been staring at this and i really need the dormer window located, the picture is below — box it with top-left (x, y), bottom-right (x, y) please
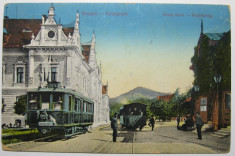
top-left (22, 28), bottom-right (32, 33)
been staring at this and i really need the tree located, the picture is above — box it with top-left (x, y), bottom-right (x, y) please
top-left (191, 35), bottom-right (215, 96)
top-left (214, 31), bottom-right (231, 90)
top-left (14, 95), bottom-right (26, 115)
top-left (169, 88), bottom-right (192, 117)
top-left (109, 103), bottom-right (124, 119)
top-left (191, 31), bottom-right (231, 96)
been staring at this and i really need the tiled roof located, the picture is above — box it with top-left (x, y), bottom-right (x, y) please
top-left (102, 85), bottom-right (108, 94)
top-left (204, 33), bottom-right (225, 41)
top-left (3, 19), bottom-right (42, 47)
top-left (3, 18), bottom-right (92, 62)
top-left (157, 94), bottom-right (174, 102)
top-left (62, 27), bottom-right (74, 36)
top-left (81, 45), bottom-right (91, 62)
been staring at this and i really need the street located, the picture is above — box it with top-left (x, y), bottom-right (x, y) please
top-left (2, 121), bottom-right (230, 154)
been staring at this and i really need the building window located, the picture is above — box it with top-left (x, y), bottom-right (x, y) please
top-left (225, 93), bottom-right (231, 110)
top-left (51, 67), bottom-right (57, 82)
top-left (200, 106), bottom-right (207, 112)
top-left (200, 97), bottom-right (207, 105)
top-left (17, 67), bottom-right (24, 83)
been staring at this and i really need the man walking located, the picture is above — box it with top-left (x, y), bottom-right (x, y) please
top-left (196, 112), bottom-right (203, 140)
top-left (111, 113), bottom-right (118, 142)
top-left (149, 116), bottom-right (155, 131)
top-left (177, 115), bottom-right (180, 130)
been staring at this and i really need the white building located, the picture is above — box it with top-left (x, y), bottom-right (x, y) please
top-left (2, 5), bottom-right (110, 127)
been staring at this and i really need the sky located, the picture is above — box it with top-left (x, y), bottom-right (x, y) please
top-left (3, 3), bottom-right (231, 98)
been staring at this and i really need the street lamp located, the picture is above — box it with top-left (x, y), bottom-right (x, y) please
top-left (213, 74), bottom-right (221, 131)
top-left (194, 85), bottom-right (200, 92)
top-left (193, 85), bottom-right (200, 115)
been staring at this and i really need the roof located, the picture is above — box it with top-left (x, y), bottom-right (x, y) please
top-left (28, 87), bottom-right (94, 103)
top-left (82, 45), bottom-right (91, 62)
top-left (204, 33), bottom-right (225, 41)
top-left (157, 94), bottom-right (174, 102)
top-left (3, 19), bottom-right (42, 47)
top-left (62, 27), bottom-right (74, 36)
top-left (102, 85), bottom-right (108, 94)
top-left (3, 18), bottom-right (92, 61)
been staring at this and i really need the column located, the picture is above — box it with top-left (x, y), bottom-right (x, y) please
top-left (28, 50), bottom-right (34, 86)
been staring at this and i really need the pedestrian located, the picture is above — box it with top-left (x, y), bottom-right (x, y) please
top-left (149, 116), bottom-right (155, 131)
top-left (177, 115), bottom-right (180, 130)
top-left (195, 112), bottom-right (203, 140)
top-left (111, 113), bottom-right (118, 142)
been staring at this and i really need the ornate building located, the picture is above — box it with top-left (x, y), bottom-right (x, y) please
top-left (2, 5), bottom-right (110, 127)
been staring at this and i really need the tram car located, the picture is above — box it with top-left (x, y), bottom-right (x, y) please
top-left (26, 82), bottom-right (94, 138)
top-left (119, 103), bottom-right (147, 131)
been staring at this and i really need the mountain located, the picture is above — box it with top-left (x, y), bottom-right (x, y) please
top-left (109, 87), bottom-right (169, 105)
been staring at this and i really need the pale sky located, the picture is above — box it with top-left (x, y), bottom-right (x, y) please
top-left (4, 3), bottom-right (231, 98)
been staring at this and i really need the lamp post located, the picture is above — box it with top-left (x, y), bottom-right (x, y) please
top-left (213, 74), bottom-right (221, 131)
top-left (194, 85), bottom-right (200, 92)
top-left (193, 85), bottom-right (200, 115)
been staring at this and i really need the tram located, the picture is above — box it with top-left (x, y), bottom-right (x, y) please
top-left (26, 82), bottom-right (94, 138)
top-left (119, 103), bottom-right (147, 131)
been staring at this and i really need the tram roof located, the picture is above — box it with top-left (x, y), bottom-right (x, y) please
top-left (27, 88), bottom-right (93, 103)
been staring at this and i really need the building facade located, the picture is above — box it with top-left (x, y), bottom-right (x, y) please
top-left (2, 5), bottom-right (110, 127)
top-left (191, 20), bottom-right (231, 129)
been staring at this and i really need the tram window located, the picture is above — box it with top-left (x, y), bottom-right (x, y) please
top-left (29, 93), bottom-right (39, 110)
top-left (41, 93), bottom-right (50, 110)
top-left (80, 101), bottom-right (83, 112)
top-left (77, 99), bottom-right (81, 112)
top-left (87, 103), bottom-right (90, 112)
top-left (74, 98), bottom-right (78, 111)
top-left (89, 103), bottom-right (92, 112)
top-left (84, 102), bottom-right (87, 112)
top-left (69, 96), bottom-right (72, 111)
top-left (86, 103), bottom-right (91, 112)
top-left (30, 103), bottom-right (38, 110)
top-left (53, 93), bottom-right (63, 111)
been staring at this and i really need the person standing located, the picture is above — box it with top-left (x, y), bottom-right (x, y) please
top-left (196, 112), bottom-right (203, 140)
top-left (177, 115), bottom-right (180, 130)
top-left (111, 113), bottom-right (118, 142)
top-left (149, 116), bottom-right (155, 131)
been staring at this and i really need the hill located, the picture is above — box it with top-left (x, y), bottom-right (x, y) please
top-left (109, 87), bottom-right (169, 105)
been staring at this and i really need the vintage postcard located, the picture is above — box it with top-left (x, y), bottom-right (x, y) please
top-left (1, 1), bottom-right (232, 155)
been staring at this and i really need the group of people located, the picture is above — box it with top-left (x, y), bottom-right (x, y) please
top-left (177, 112), bottom-right (204, 140)
top-left (111, 112), bottom-right (204, 142)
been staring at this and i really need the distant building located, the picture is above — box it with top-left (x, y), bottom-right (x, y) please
top-left (157, 94), bottom-right (174, 102)
top-left (2, 5), bottom-right (110, 127)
